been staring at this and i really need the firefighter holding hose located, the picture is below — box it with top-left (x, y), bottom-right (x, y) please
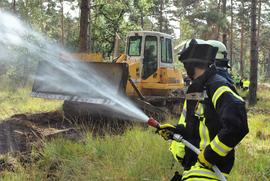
top-left (157, 39), bottom-right (249, 180)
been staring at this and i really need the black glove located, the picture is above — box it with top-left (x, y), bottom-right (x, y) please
top-left (157, 123), bottom-right (186, 140)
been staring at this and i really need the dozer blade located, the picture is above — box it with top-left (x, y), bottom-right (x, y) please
top-left (31, 60), bottom-right (129, 105)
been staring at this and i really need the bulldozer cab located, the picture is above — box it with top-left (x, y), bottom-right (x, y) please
top-left (126, 31), bottom-right (174, 80)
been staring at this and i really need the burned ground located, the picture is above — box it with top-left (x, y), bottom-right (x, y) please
top-left (0, 111), bottom-right (135, 155)
top-left (0, 111), bottom-right (74, 154)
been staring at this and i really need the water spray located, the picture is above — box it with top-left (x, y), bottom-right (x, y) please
top-left (146, 117), bottom-right (227, 181)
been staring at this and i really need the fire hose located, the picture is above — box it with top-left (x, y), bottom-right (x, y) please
top-left (147, 117), bottom-right (227, 181)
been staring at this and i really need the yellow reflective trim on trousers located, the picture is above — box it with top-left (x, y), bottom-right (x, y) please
top-left (182, 178), bottom-right (217, 181)
top-left (212, 86), bottom-right (244, 108)
top-left (182, 167), bottom-right (228, 180)
top-left (182, 169), bottom-right (219, 180)
top-left (210, 136), bottom-right (233, 157)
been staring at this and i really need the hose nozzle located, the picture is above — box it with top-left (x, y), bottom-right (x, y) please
top-left (147, 117), bottom-right (160, 128)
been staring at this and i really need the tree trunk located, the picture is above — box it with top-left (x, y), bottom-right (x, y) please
top-left (113, 33), bottom-right (120, 59)
top-left (257, 0), bottom-right (261, 44)
top-left (79, 0), bottom-right (90, 52)
top-left (257, 0), bottom-right (261, 73)
top-left (265, 53), bottom-right (270, 79)
top-left (222, 0), bottom-right (227, 47)
top-left (91, 3), bottom-right (98, 52)
top-left (140, 10), bottom-right (144, 30)
top-left (216, 0), bottom-right (221, 40)
top-left (40, 0), bottom-right (44, 32)
top-left (12, 0), bottom-right (16, 13)
top-left (159, 0), bottom-right (164, 32)
top-left (240, 21), bottom-right (244, 77)
top-left (229, 0), bottom-right (233, 66)
top-left (88, 0), bottom-right (93, 52)
top-left (88, 0), bottom-right (92, 52)
top-left (249, 0), bottom-right (258, 105)
top-left (60, 0), bottom-right (64, 46)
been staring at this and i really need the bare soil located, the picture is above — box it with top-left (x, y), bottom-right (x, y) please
top-left (0, 111), bottom-right (134, 155)
top-left (0, 111), bottom-right (77, 154)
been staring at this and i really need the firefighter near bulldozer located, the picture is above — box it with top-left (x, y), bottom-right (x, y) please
top-left (151, 39), bottom-right (249, 180)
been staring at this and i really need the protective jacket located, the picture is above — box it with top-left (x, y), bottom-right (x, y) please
top-left (170, 66), bottom-right (249, 180)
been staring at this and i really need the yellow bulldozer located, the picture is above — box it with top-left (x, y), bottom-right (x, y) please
top-left (31, 31), bottom-right (185, 120)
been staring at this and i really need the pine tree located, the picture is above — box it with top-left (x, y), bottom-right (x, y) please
top-left (249, 0), bottom-right (258, 105)
top-left (79, 0), bottom-right (90, 52)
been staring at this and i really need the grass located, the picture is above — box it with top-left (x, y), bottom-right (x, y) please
top-left (237, 85), bottom-right (270, 109)
top-left (0, 87), bottom-right (62, 120)
top-left (231, 85), bottom-right (270, 180)
top-left (0, 86), bottom-right (270, 180)
top-left (1, 129), bottom-right (177, 181)
top-left (230, 113), bottom-right (270, 180)
top-left (256, 86), bottom-right (270, 109)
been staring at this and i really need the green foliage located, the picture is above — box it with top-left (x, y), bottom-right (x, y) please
top-left (177, 0), bottom-right (227, 39)
top-left (0, 0), bottom-right (10, 10)
top-left (91, 0), bottom-right (142, 55)
top-left (130, 0), bottom-right (154, 29)
top-left (0, 57), bottom-right (36, 91)
top-left (178, 18), bottom-right (194, 42)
